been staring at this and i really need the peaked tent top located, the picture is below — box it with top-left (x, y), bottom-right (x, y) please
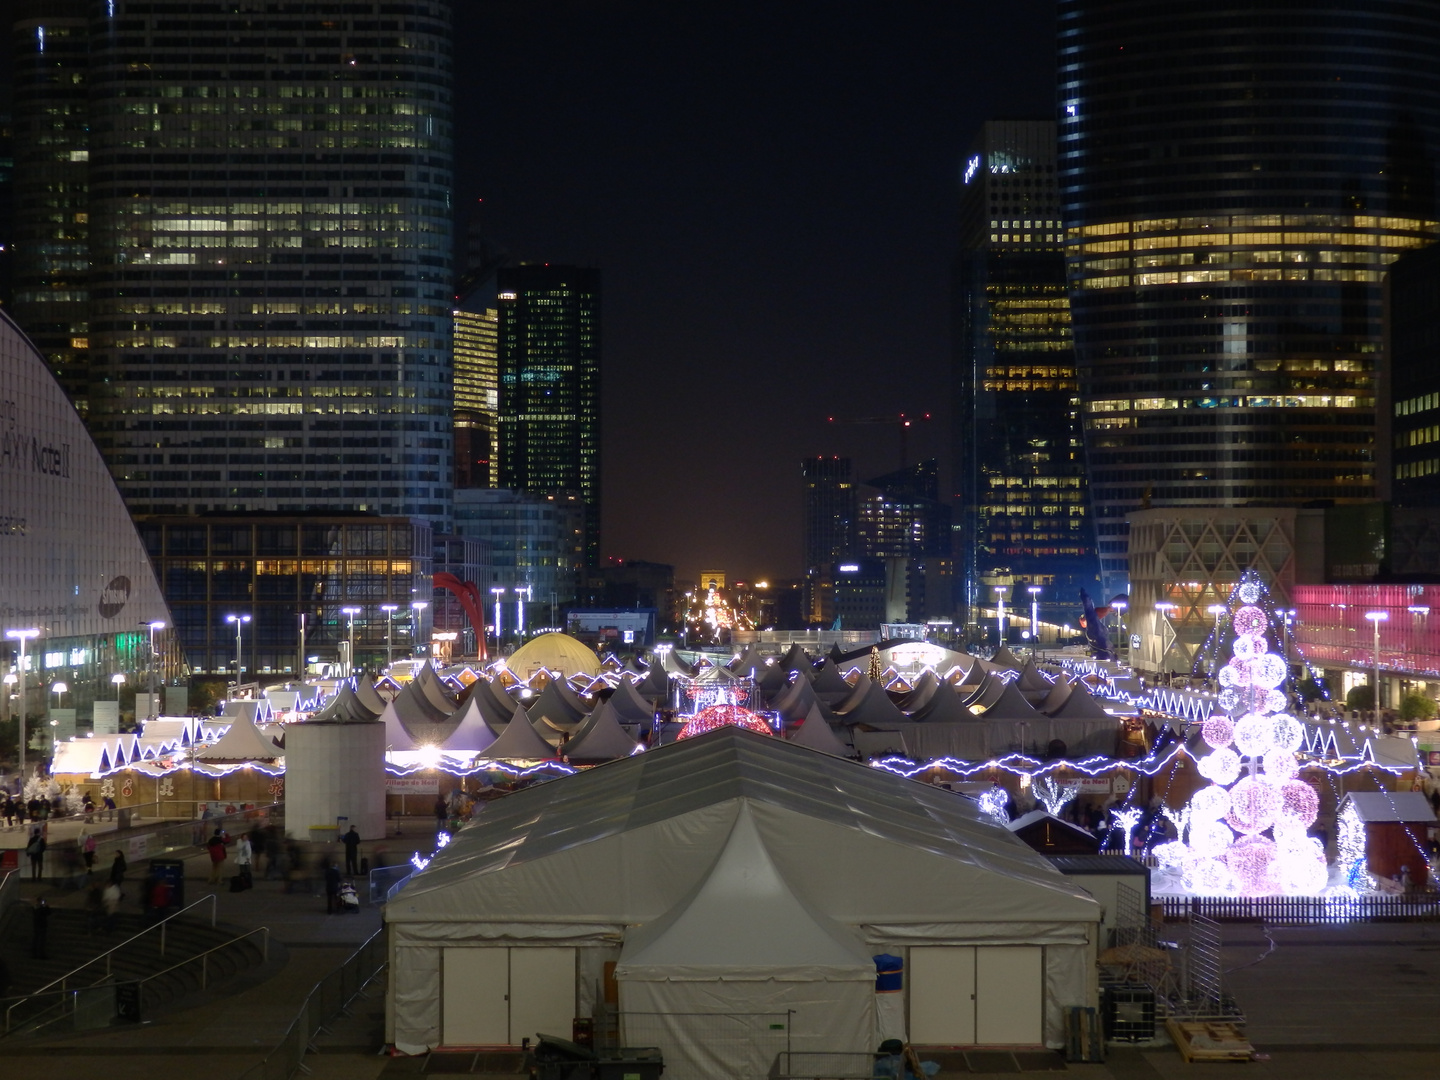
top-left (989, 646), bottom-right (1024, 672)
top-left (193, 711), bottom-right (281, 761)
top-left (976, 679), bottom-right (1043, 721)
top-left (442, 696), bottom-right (498, 754)
top-left (1016, 659), bottom-right (1053, 692)
top-left (833, 679), bottom-right (909, 727)
top-left (477, 705), bottom-right (557, 761)
top-left (564, 701), bottom-right (640, 762)
top-left (311, 684), bottom-right (382, 724)
top-left (378, 700), bottom-right (420, 752)
top-left (811, 658), bottom-right (852, 697)
top-left (907, 681), bottom-right (976, 723)
top-left (605, 677), bottom-right (655, 723)
top-left (1048, 681), bottom-right (1113, 720)
top-left (616, 803), bottom-right (872, 978)
top-left (771, 672), bottom-right (825, 722)
top-left (789, 706), bottom-right (850, 757)
top-left (777, 643), bottom-right (813, 675)
top-left (354, 673), bottom-right (388, 714)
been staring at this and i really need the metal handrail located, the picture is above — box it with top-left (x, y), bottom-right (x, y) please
top-left (136, 926), bottom-right (269, 995)
top-left (5, 892), bottom-right (218, 1029)
top-left (0, 869), bottom-right (19, 912)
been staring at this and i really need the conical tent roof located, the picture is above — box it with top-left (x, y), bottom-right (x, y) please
top-left (833, 679), bottom-right (909, 727)
top-left (989, 646), bottom-right (1023, 672)
top-left (899, 669), bottom-right (941, 713)
top-left (1016, 658), bottom-right (1053, 692)
top-left (811, 658), bottom-right (852, 699)
top-left (692, 663), bottom-right (738, 684)
top-left (390, 679), bottom-right (457, 744)
top-left (442, 696), bottom-right (498, 754)
top-left (616, 803), bottom-right (872, 979)
top-left (729, 646), bottom-right (767, 677)
top-left (909, 681), bottom-right (976, 723)
top-left (194, 711), bottom-right (281, 761)
top-left (379, 700), bottom-right (420, 752)
top-left (606, 677), bottom-right (655, 724)
top-left (477, 705), bottom-right (555, 761)
top-left (564, 701), bottom-right (640, 762)
top-left (1049, 680), bottom-right (1113, 720)
top-left (355, 673), bottom-right (388, 714)
top-left (311, 684), bottom-right (382, 724)
top-left (789, 705), bottom-right (850, 757)
top-left (964, 672), bottom-right (1009, 709)
top-left (659, 648), bottom-right (695, 676)
top-left (1038, 677), bottom-right (1074, 716)
top-left (976, 679), bottom-right (1043, 721)
top-left (778, 643), bottom-right (812, 675)
top-left (413, 662), bottom-right (458, 714)
top-left (757, 662), bottom-right (789, 697)
top-left (771, 672), bottom-right (825, 722)
top-left (527, 679), bottom-right (587, 730)
top-left (833, 672), bottom-right (874, 714)
top-left (637, 660), bottom-right (671, 700)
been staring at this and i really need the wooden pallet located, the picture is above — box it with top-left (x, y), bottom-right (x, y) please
top-left (1165, 1019), bottom-right (1254, 1063)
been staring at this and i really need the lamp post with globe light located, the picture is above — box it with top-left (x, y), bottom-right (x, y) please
top-left (1365, 610), bottom-right (1388, 728)
top-left (380, 604), bottom-right (398, 669)
top-left (340, 607), bottom-right (361, 676)
top-left (490, 588), bottom-right (506, 649)
top-left (994, 586), bottom-right (1007, 646)
top-left (1027, 585), bottom-right (1042, 650)
top-left (144, 620), bottom-right (166, 721)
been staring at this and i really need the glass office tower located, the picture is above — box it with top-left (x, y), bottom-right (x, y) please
top-left (1059, 1), bottom-right (1440, 593)
top-left (953, 120), bottom-right (1100, 627)
top-left (78, 1), bottom-right (455, 526)
top-left (11, 1), bottom-right (90, 410)
top-left (496, 264), bottom-right (601, 566)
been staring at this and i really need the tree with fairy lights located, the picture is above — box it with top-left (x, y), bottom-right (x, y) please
top-left (1154, 571), bottom-right (1329, 895)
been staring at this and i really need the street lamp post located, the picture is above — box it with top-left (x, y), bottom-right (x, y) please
top-left (50, 681), bottom-right (67, 752)
top-left (226, 614), bottom-right (251, 693)
top-left (341, 607), bottom-right (361, 677)
top-left (380, 604), bottom-right (398, 669)
top-left (411, 601), bottom-right (428, 658)
top-left (1365, 610), bottom-right (1389, 728)
top-left (144, 620), bottom-right (165, 722)
top-left (6, 628), bottom-right (40, 779)
top-left (491, 587), bottom-right (506, 649)
top-left (111, 672), bottom-right (126, 700)
top-left (994, 586), bottom-right (1007, 646)
top-left (514, 585), bottom-right (532, 642)
top-left (1112, 600), bottom-right (1129, 665)
top-left (1027, 586), bottom-right (1042, 649)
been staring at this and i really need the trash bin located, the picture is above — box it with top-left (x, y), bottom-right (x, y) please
top-left (595, 1047), bottom-right (663, 1080)
top-left (115, 980), bottom-right (143, 1024)
top-left (531, 1033), bottom-right (597, 1080)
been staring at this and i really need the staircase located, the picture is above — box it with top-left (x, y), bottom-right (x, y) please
top-left (0, 902), bottom-right (269, 1034)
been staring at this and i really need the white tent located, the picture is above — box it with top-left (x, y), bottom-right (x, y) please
top-left (385, 727), bottom-right (1099, 1068)
top-left (475, 705), bottom-right (556, 762)
top-left (616, 804), bottom-right (875, 1079)
top-left (788, 706), bottom-right (850, 757)
top-left (193, 710), bottom-right (282, 762)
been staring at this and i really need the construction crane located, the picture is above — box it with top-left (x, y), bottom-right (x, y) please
top-left (826, 412), bottom-right (933, 469)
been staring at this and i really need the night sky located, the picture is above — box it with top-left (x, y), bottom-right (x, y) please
top-left (3, 1), bottom-right (1059, 583)
top-left (459, 1), bottom-right (1056, 583)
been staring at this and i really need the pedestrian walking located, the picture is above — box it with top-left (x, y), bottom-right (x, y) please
top-left (81, 830), bottom-right (97, 872)
top-left (110, 849), bottom-right (128, 887)
top-left (206, 828), bottom-right (228, 885)
top-left (323, 860), bottom-right (342, 914)
top-left (25, 828), bottom-right (45, 882)
top-left (82, 791), bottom-right (95, 823)
top-left (102, 881), bottom-right (122, 933)
top-left (102, 794), bottom-right (116, 821)
top-left (31, 898), bottom-right (51, 958)
top-left (2, 795), bottom-right (13, 828)
top-left (235, 833), bottom-right (253, 889)
top-left (342, 825), bottom-right (361, 876)
top-left (434, 794), bottom-right (448, 832)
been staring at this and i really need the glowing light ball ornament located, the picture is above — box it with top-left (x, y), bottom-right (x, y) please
top-left (1176, 571), bottom-right (1328, 896)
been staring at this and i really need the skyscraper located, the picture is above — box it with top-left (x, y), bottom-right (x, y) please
top-left (801, 455), bottom-right (855, 625)
top-left (953, 120), bottom-right (1099, 628)
top-left (453, 297), bottom-right (499, 489)
top-left (11, 1), bottom-right (89, 409)
top-left (1059, 1), bottom-right (1440, 593)
top-left (70, 1), bottom-right (455, 525)
top-left (854, 459), bottom-right (954, 624)
top-left (496, 264), bottom-right (601, 566)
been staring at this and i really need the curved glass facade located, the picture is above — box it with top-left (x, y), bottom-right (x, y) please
top-left (78, 1), bottom-right (455, 525)
top-left (1058, 0), bottom-right (1440, 590)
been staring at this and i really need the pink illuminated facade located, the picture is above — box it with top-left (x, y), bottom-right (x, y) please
top-left (1293, 585), bottom-right (1440, 681)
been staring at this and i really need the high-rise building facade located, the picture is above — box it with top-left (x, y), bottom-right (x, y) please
top-left (496, 264), bottom-right (601, 565)
top-left (801, 455), bottom-right (855, 625)
top-left (953, 120), bottom-right (1100, 627)
top-left (63, 1), bottom-right (456, 526)
top-left (453, 302), bottom-right (498, 488)
top-left (1388, 242), bottom-right (1440, 505)
top-left (854, 459), bottom-right (954, 624)
top-left (11, 1), bottom-right (90, 409)
top-left (1059, 1), bottom-right (1440, 593)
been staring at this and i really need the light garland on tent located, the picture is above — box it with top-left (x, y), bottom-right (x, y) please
top-left (676, 704), bottom-right (774, 740)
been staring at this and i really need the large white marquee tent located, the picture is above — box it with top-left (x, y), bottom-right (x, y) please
top-left (385, 727), bottom-right (1100, 1076)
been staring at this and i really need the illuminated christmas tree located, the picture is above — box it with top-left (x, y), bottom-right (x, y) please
top-left (1154, 571), bottom-right (1328, 895)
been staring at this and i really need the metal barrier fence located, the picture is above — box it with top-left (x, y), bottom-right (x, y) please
top-left (92, 803), bottom-right (284, 869)
top-left (618, 1011), bottom-right (792, 1080)
top-left (237, 928), bottom-right (387, 1080)
top-left (1161, 893), bottom-right (1440, 923)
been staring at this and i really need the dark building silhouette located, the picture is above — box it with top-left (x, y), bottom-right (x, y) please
top-left (10, 1), bottom-right (88, 408)
top-left (952, 119), bottom-right (1100, 631)
top-left (1388, 243), bottom-right (1440, 506)
top-left (496, 264), bottom-right (601, 566)
top-left (855, 459), bottom-right (953, 625)
top-left (801, 456), bottom-right (856, 625)
top-left (1059, 0), bottom-right (1440, 593)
